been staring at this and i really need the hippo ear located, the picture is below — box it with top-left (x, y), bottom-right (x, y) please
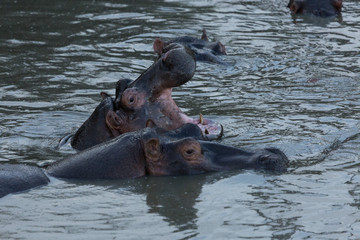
top-left (289, 0), bottom-right (305, 13)
top-left (201, 29), bottom-right (209, 41)
top-left (287, 0), bottom-right (293, 8)
top-left (100, 92), bottom-right (111, 100)
top-left (332, 0), bottom-right (342, 11)
top-left (288, 2), bottom-right (299, 13)
top-left (146, 119), bottom-right (157, 128)
top-left (105, 110), bottom-right (122, 137)
top-left (153, 38), bottom-right (165, 56)
top-left (144, 138), bottom-right (161, 161)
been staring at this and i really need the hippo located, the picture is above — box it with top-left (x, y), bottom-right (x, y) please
top-left (69, 42), bottom-right (223, 151)
top-left (287, 0), bottom-right (342, 17)
top-left (1, 124), bottom-right (289, 198)
top-left (0, 164), bottom-right (49, 198)
top-left (153, 29), bottom-right (227, 64)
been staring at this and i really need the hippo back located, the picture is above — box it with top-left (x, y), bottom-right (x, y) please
top-left (0, 164), bottom-right (50, 198)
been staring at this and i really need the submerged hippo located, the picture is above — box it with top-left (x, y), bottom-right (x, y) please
top-left (0, 164), bottom-right (49, 198)
top-left (1, 124), bottom-right (289, 198)
top-left (153, 29), bottom-right (227, 64)
top-left (287, 0), bottom-right (342, 17)
top-left (70, 42), bottom-right (223, 151)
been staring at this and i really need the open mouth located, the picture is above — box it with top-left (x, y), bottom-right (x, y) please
top-left (112, 43), bottom-right (223, 140)
top-left (191, 113), bottom-right (223, 140)
top-left (104, 90), bottom-right (223, 142)
top-left (149, 88), bottom-right (223, 140)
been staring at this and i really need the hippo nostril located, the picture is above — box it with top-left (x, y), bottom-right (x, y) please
top-left (259, 155), bottom-right (271, 163)
top-left (256, 149), bottom-right (289, 172)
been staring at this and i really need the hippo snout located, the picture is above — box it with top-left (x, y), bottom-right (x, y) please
top-left (256, 148), bottom-right (289, 173)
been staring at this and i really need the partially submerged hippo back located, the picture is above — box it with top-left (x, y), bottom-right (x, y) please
top-left (0, 164), bottom-right (49, 198)
top-left (1, 124), bottom-right (288, 197)
top-left (288, 0), bottom-right (342, 17)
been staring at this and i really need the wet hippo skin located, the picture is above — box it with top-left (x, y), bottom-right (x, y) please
top-left (0, 164), bottom-right (50, 198)
top-left (153, 29), bottom-right (227, 64)
top-left (1, 124), bottom-right (288, 198)
top-left (51, 124), bottom-right (289, 179)
top-left (70, 42), bottom-right (223, 151)
top-left (288, 0), bottom-right (342, 17)
top-left (70, 92), bottom-right (116, 150)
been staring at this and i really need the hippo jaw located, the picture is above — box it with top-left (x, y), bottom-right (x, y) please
top-left (143, 137), bottom-right (289, 176)
top-left (107, 43), bottom-right (223, 139)
top-left (146, 88), bottom-right (223, 140)
top-left (202, 144), bottom-right (289, 173)
top-left (69, 42), bottom-right (222, 151)
top-left (108, 88), bottom-right (223, 140)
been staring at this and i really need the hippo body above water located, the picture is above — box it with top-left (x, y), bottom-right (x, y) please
top-left (70, 42), bottom-right (223, 151)
top-left (1, 124), bottom-right (289, 198)
top-left (0, 164), bottom-right (50, 198)
top-left (288, 0), bottom-right (342, 17)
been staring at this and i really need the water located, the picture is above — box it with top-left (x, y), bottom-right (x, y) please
top-left (0, 0), bottom-right (359, 239)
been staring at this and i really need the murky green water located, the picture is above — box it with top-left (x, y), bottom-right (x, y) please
top-left (0, 0), bottom-right (359, 239)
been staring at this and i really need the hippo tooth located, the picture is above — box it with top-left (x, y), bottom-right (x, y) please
top-left (199, 113), bottom-right (204, 125)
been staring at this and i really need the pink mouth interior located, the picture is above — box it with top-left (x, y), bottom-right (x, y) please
top-left (179, 112), bottom-right (223, 140)
top-left (155, 89), bottom-right (223, 139)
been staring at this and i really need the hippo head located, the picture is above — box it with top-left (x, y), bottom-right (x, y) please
top-left (105, 43), bottom-right (222, 140)
top-left (70, 41), bottom-right (222, 151)
top-left (142, 129), bottom-right (289, 176)
top-left (288, 0), bottom-right (342, 16)
top-left (51, 124), bottom-right (288, 180)
top-left (105, 43), bottom-right (223, 140)
top-left (153, 29), bottom-right (226, 64)
top-left (199, 29), bottom-right (227, 56)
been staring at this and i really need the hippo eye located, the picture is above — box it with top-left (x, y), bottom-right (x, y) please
top-left (126, 94), bottom-right (137, 106)
top-left (180, 140), bottom-right (202, 162)
top-left (186, 149), bottom-right (194, 155)
top-left (120, 88), bottom-right (145, 110)
top-left (183, 147), bottom-right (196, 159)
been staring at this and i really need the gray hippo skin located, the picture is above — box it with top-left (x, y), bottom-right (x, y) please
top-left (49, 123), bottom-right (288, 179)
top-left (70, 42), bottom-right (223, 151)
top-left (1, 124), bottom-right (288, 198)
top-left (153, 29), bottom-right (227, 64)
top-left (0, 164), bottom-right (49, 198)
top-left (288, 0), bottom-right (342, 17)
top-left (70, 92), bottom-right (116, 150)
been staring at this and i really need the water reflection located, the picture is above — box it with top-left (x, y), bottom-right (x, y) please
top-left (289, 12), bottom-right (343, 25)
top-left (142, 176), bottom-right (203, 229)
top-left (66, 172), bottom-right (229, 232)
